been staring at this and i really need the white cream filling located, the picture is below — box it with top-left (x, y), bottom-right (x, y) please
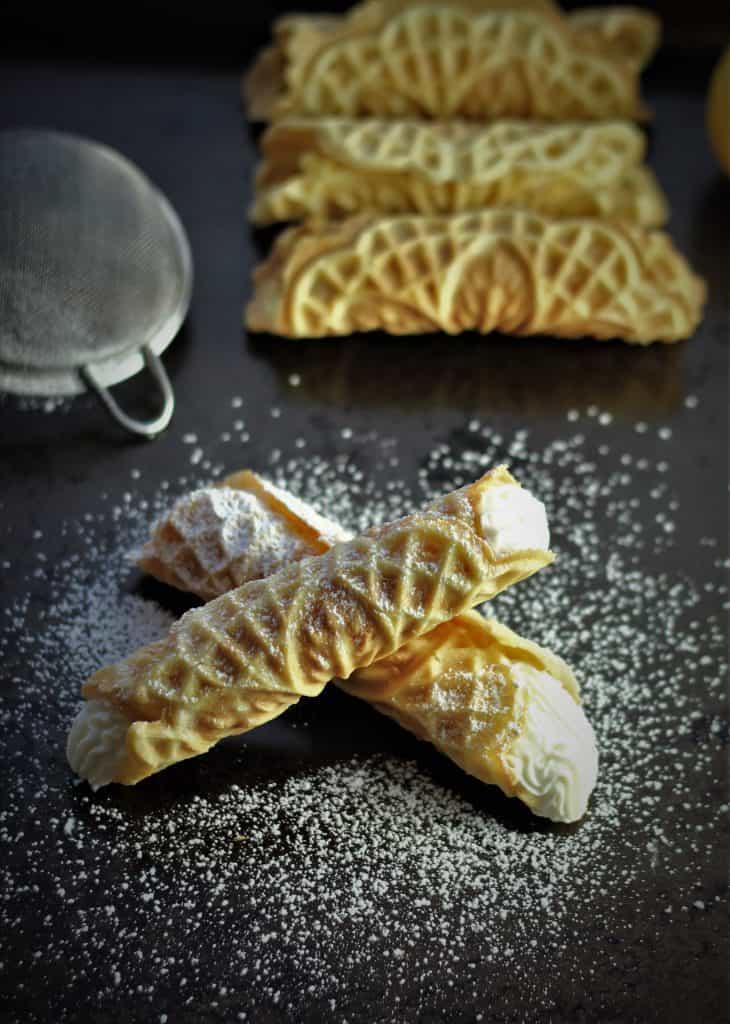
top-left (478, 484), bottom-right (550, 556)
top-left (66, 700), bottom-right (130, 790)
top-left (503, 664), bottom-right (598, 824)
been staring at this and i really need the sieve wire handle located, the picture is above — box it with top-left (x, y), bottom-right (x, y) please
top-left (81, 345), bottom-right (175, 439)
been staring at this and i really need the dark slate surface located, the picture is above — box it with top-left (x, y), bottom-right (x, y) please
top-left (0, 37), bottom-right (728, 1024)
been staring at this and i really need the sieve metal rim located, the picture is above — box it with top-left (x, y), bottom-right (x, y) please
top-left (0, 130), bottom-right (193, 436)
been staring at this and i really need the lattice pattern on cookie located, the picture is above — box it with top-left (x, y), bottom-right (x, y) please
top-left (83, 468), bottom-right (551, 783)
top-left (254, 2), bottom-right (660, 78)
top-left (246, 5), bottom-right (646, 121)
top-left (342, 612), bottom-right (576, 768)
top-left (252, 118), bottom-right (667, 226)
top-left (137, 472), bottom-right (352, 602)
top-left (133, 471), bottom-right (589, 809)
top-left (246, 210), bottom-right (705, 344)
top-left (262, 118), bottom-right (646, 185)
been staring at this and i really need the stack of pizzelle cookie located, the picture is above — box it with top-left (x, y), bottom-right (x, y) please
top-left (243, 0), bottom-right (706, 344)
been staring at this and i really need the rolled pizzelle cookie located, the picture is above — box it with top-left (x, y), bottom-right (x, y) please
top-left (251, 118), bottom-right (668, 227)
top-left (243, 2), bottom-right (649, 122)
top-left (245, 210), bottom-right (706, 344)
top-left (67, 467), bottom-right (554, 791)
top-left (127, 470), bottom-right (598, 822)
top-left (136, 471), bottom-right (352, 601)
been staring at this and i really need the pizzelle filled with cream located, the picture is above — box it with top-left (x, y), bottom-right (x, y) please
top-left (69, 469), bottom-right (550, 782)
top-left (69, 468), bottom-right (598, 822)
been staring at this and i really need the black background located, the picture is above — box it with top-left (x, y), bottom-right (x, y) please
top-left (2, 0), bottom-right (729, 56)
top-left (1, 2), bottom-right (729, 1022)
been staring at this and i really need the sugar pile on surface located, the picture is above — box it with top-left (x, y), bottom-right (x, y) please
top-left (0, 405), bottom-right (727, 1022)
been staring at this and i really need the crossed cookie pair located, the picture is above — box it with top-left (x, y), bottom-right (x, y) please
top-left (68, 468), bottom-right (598, 824)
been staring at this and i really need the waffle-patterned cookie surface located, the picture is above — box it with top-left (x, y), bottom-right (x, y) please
top-left (244, 3), bottom-right (650, 121)
top-left (131, 471), bottom-right (598, 819)
top-left (341, 612), bottom-right (578, 790)
top-left (257, 3), bottom-right (661, 68)
top-left (79, 468), bottom-right (552, 783)
top-left (137, 470), bottom-right (351, 601)
top-left (246, 210), bottom-right (705, 344)
top-left (252, 119), bottom-right (668, 226)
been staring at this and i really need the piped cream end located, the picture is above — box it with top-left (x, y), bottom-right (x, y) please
top-left (503, 665), bottom-right (598, 824)
top-left (478, 483), bottom-right (550, 556)
top-left (66, 700), bottom-right (131, 790)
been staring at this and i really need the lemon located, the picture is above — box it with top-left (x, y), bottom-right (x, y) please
top-left (707, 45), bottom-right (730, 176)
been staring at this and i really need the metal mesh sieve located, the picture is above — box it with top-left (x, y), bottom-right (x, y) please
top-left (0, 130), bottom-right (193, 437)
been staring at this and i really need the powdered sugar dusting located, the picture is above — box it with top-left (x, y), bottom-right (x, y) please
top-left (253, 474), bottom-right (353, 547)
top-left (138, 485), bottom-right (345, 601)
top-left (0, 401), bottom-right (727, 1021)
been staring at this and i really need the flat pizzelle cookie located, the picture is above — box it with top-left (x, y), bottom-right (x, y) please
top-left (130, 471), bottom-right (597, 822)
top-left (68, 467), bottom-right (554, 789)
top-left (251, 118), bottom-right (668, 227)
top-left (246, 210), bottom-right (706, 344)
top-left (243, 1), bottom-right (649, 121)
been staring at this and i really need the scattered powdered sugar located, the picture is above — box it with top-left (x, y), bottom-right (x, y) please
top-left (2, 393), bottom-right (77, 415)
top-left (0, 402), bottom-right (727, 1021)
